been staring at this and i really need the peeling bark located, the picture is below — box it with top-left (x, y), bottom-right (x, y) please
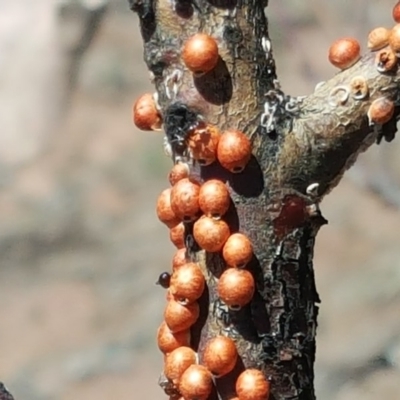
top-left (129, 1), bottom-right (399, 399)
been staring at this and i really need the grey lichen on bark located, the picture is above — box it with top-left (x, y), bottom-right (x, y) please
top-left (129, 1), bottom-right (399, 399)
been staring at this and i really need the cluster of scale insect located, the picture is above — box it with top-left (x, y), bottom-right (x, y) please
top-left (130, 2), bottom-right (400, 399)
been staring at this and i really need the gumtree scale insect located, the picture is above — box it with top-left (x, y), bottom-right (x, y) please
top-left (202, 335), bottom-right (238, 376)
top-left (169, 222), bottom-right (186, 249)
top-left (133, 93), bottom-right (162, 130)
top-left (198, 179), bottom-right (231, 219)
top-left (217, 129), bottom-right (252, 173)
top-left (393, 2), bottom-right (400, 23)
top-left (156, 188), bottom-right (181, 229)
top-left (350, 76), bottom-right (369, 100)
top-left (222, 233), bottom-right (253, 268)
top-left (182, 33), bottom-right (219, 75)
top-left (157, 321), bottom-right (190, 354)
top-left (235, 369), bottom-right (270, 400)
top-left (170, 262), bottom-right (205, 304)
top-left (375, 48), bottom-right (397, 72)
top-left (328, 37), bottom-right (361, 70)
top-left (187, 124), bottom-right (221, 166)
top-left (217, 268), bottom-right (255, 307)
top-left (367, 27), bottom-right (390, 51)
top-left (389, 24), bottom-right (400, 55)
top-left (169, 162), bottom-right (190, 186)
top-left (170, 178), bottom-right (201, 222)
top-left (179, 364), bottom-right (214, 400)
top-left (164, 299), bottom-right (200, 332)
top-left (164, 346), bottom-right (197, 384)
top-left (193, 215), bottom-right (230, 252)
top-left (172, 248), bottom-right (188, 270)
top-left (368, 97), bottom-right (395, 125)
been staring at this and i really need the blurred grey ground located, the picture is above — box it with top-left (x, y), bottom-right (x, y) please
top-left (0, 1), bottom-right (399, 399)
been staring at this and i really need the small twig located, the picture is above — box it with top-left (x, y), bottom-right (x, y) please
top-left (0, 383), bottom-right (14, 400)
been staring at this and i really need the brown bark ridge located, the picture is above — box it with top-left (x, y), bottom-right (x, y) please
top-left (0, 383), bottom-right (14, 400)
top-left (129, 1), bottom-right (399, 399)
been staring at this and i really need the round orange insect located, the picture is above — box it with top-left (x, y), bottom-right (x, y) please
top-left (182, 33), bottom-right (219, 75)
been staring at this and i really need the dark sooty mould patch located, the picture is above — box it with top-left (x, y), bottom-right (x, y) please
top-left (164, 102), bottom-right (200, 152)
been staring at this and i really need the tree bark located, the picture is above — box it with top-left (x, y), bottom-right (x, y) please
top-left (129, 1), bottom-right (399, 399)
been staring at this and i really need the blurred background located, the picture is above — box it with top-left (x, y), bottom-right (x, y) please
top-left (0, 0), bottom-right (399, 399)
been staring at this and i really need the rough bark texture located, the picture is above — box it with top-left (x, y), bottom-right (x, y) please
top-left (129, 1), bottom-right (399, 399)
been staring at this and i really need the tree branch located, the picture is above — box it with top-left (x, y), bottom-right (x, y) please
top-left (0, 383), bottom-right (14, 400)
top-left (129, 1), bottom-right (399, 399)
top-left (280, 51), bottom-right (400, 199)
